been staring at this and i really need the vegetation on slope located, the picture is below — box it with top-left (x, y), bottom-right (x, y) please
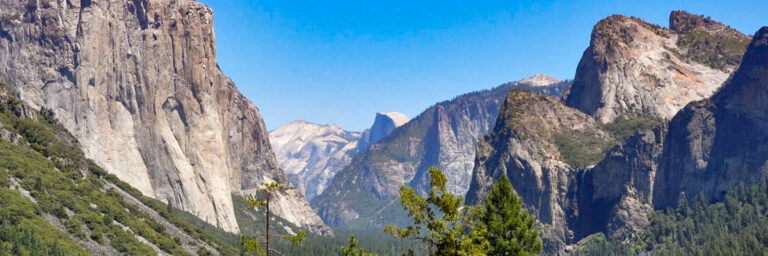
top-left (554, 114), bottom-right (659, 169)
top-left (575, 180), bottom-right (768, 255)
top-left (385, 168), bottom-right (543, 256)
top-left (0, 83), bottom-right (237, 255)
top-left (0, 171), bottom-right (90, 256)
top-left (677, 28), bottom-right (751, 70)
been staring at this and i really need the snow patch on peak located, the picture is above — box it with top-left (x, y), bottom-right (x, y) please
top-left (517, 74), bottom-right (561, 87)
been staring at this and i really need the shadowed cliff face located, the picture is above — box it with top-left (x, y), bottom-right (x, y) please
top-left (464, 13), bottom-right (763, 254)
top-left (357, 112), bottom-right (410, 151)
top-left (466, 89), bottom-right (616, 251)
top-left (312, 76), bottom-right (570, 228)
top-left (654, 26), bottom-right (768, 209)
top-left (0, 0), bottom-right (329, 235)
top-left (565, 11), bottom-right (750, 124)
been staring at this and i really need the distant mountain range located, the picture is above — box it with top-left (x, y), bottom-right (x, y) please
top-left (1, 1), bottom-right (767, 254)
top-left (311, 75), bottom-right (571, 228)
top-left (269, 112), bottom-right (410, 201)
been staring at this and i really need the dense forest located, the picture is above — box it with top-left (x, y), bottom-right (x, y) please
top-left (576, 180), bottom-right (768, 255)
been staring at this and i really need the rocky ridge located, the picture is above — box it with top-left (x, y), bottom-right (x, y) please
top-left (464, 13), bottom-right (764, 254)
top-left (466, 89), bottom-right (614, 250)
top-left (0, 0), bottom-right (329, 234)
top-left (269, 121), bottom-right (361, 200)
top-left (654, 26), bottom-right (768, 208)
top-left (356, 112), bottom-right (410, 151)
top-left (565, 11), bottom-right (750, 123)
top-left (312, 75), bottom-right (571, 228)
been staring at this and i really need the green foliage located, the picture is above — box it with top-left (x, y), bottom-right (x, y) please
top-left (0, 13), bottom-right (20, 23)
top-left (575, 180), bottom-right (768, 255)
top-left (384, 167), bottom-right (487, 255)
top-left (553, 131), bottom-right (612, 169)
top-left (555, 114), bottom-right (658, 169)
top-left (103, 168), bottom-right (238, 255)
top-left (240, 182), bottom-right (306, 256)
top-left (0, 86), bottom-right (238, 256)
top-left (676, 28), bottom-right (750, 71)
top-left (477, 175), bottom-right (542, 256)
top-left (600, 115), bottom-right (658, 143)
top-left (0, 176), bottom-right (90, 256)
top-left (572, 233), bottom-right (632, 256)
top-left (341, 235), bottom-right (379, 256)
top-left (231, 194), bottom-right (423, 256)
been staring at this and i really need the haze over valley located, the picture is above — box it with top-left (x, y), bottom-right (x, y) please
top-left (0, 1), bottom-right (767, 255)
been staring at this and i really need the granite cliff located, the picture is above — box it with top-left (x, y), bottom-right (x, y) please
top-left (357, 112), bottom-right (410, 151)
top-left (565, 11), bottom-right (750, 123)
top-left (465, 12), bottom-right (761, 254)
top-left (0, 0), bottom-right (329, 235)
top-left (312, 75), bottom-right (570, 228)
top-left (466, 89), bottom-right (614, 250)
top-left (654, 26), bottom-right (768, 208)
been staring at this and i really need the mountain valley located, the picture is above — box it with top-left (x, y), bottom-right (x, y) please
top-left (0, 1), bottom-right (766, 255)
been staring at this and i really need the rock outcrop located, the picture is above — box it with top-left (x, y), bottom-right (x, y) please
top-left (0, 0), bottom-right (329, 234)
top-left (269, 121), bottom-right (360, 200)
top-left (565, 12), bottom-right (750, 123)
top-left (312, 75), bottom-right (570, 228)
top-left (356, 112), bottom-right (409, 151)
top-left (466, 89), bottom-right (615, 251)
top-left (464, 19), bottom-right (766, 254)
top-left (654, 26), bottom-right (768, 208)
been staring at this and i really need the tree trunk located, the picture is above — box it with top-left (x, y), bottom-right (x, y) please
top-left (266, 192), bottom-right (271, 256)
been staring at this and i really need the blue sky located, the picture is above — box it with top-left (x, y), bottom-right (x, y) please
top-left (199, 0), bottom-right (767, 131)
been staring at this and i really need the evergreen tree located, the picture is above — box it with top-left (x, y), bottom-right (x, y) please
top-left (241, 182), bottom-right (307, 256)
top-left (384, 167), bottom-right (489, 256)
top-left (478, 175), bottom-right (542, 256)
top-left (341, 235), bottom-right (378, 256)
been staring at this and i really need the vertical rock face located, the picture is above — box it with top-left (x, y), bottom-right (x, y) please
top-left (356, 112), bottom-right (409, 151)
top-left (312, 75), bottom-right (570, 228)
top-left (269, 121), bottom-right (360, 200)
top-left (464, 23), bottom-right (767, 254)
top-left (466, 89), bottom-right (615, 251)
top-left (572, 125), bottom-right (667, 240)
top-left (654, 26), bottom-right (768, 208)
top-left (0, 0), bottom-right (328, 234)
top-left (565, 12), bottom-right (750, 123)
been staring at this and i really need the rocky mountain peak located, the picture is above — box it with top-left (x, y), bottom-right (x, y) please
top-left (356, 112), bottom-right (410, 151)
top-left (379, 112), bottom-right (410, 126)
top-left (0, 0), bottom-right (330, 235)
top-left (467, 89), bottom-right (615, 250)
top-left (565, 11), bottom-right (748, 123)
top-left (669, 10), bottom-right (740, 36)
top-left (269, 121), bottom-right (360, 200)
top-left (517, 74), bottom-right (561, 87)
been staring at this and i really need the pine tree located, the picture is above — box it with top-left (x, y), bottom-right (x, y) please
top-left (240, 182), bottom-right (307, 256)
top-left (340, 235), bottom-right (378, 256)
top-left (478, 175), bottom-right (542, 256)
top-left (384, 167), bottom-right (488, 256)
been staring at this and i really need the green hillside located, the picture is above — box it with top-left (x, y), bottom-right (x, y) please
top-left (0, 83), bottom-right (237, 256)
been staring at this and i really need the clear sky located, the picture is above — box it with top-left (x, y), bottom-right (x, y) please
top-left (198, 0), bottom-right (767, 131)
